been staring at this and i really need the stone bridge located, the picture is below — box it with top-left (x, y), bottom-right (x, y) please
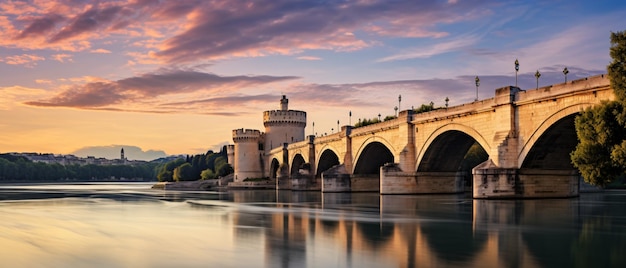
top-left (267, 74), bottom-right (613, 198)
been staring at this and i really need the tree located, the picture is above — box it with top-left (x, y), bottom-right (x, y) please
top-left (201, 169), bottom-right (216, 180)
top-left (571, 31), bottom-right (626, 186)
top-left (173, 163), bottom-right (195, 181)
top-left (214, 157), bottom-right (233, 177)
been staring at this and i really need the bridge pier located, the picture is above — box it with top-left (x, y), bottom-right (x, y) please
top-left (472, 161), bottom-right (579, 198)
top-left (380, 164), bottom-right (465, 194)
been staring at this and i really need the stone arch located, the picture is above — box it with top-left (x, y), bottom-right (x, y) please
top-left (518, 104), bottom-right (593, 168)
top-left (416, 123), bottom-right (491, 171)
top-left (353, 137), bottom-right (395, 174)
top-left (290, 154), bottom-right (306, 175)
top-left (316, 149), bottom-right (340, 177)
top-left (270, 158), bottom-right (280, 179)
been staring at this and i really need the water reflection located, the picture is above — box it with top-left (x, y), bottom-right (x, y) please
top-left (1, 183), bottom-right (625, 267)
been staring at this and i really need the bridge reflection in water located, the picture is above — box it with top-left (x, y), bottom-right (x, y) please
top-left (227, 190), bottom-right (626, 268)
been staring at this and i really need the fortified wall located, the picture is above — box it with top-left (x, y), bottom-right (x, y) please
top-left (229, 95), bottom-right (307, 184)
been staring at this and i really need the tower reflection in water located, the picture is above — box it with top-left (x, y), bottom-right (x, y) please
top-left (228, 190), bottom-right (626, 268)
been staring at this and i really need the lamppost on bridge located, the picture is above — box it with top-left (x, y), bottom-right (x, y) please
top-left (349, 111), bottom-right (352, 126)
top-left (337, 120), bottom-right (340, 132)
top-left (331, 128), bottom-right (334, 133)
top-left (378, 113), bottom-right (381, 122)
top-left (394, 106), bottom-right (398, 117)
top-left (535, 70), bottom-right (541, 89)
top-left (515, 59), bottom-right (519, 87)
top-left (445, 97), bottom-right (449, 108)
top-left (312, 122), bottom-right (315, 136)
top-left (474, 76), bottom-right (480, 101)
top-left (563, 67), bottom-right (569, 83)
top-left (398, 95), bottom-right (402, 112)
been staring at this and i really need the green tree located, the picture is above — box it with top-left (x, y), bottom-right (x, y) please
top-left (201, 169), bottom-right (216, 180)
top-left (214, 156), bottom-right (233, 177)
top-left (571, 31), bottom-right (626, 186)
top-left (173, 163), bottom-right (195, 181)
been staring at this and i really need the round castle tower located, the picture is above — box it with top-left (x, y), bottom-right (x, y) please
top-left (232, 129), bottom-right (264, 182)
top-left (263, 95), bottom-right (307, 151)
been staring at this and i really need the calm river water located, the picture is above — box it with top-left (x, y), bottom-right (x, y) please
top-left (0, 182), bottom-right (625, 268)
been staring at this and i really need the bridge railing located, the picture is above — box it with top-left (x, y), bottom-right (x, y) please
top-left (350, 116), bottom-right (401, 137)
top-left (515, 74), bottom-right (609, 104)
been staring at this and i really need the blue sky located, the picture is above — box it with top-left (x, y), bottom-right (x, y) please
top-left (0, 0), bottom-right (624, 160)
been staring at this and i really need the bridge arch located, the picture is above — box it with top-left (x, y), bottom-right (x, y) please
top-left (270, 158), bottom-right (280, 179)
top-left (416, 123), bottom-right (491, 172)
top-left (353, 136), bottom-right (395, 174)
top-left (519, 104), bottom-right (592, 169)
top-left (316, 149), bottom-right (340, 177)
top-left (290, 153), bottom-right (306, 175)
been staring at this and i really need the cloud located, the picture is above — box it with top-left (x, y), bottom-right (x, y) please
top-left (152, 0), bottom-right (483, 63)
top-left (25, 68), bottom-right (300, 111)
top-left (71, 145), bottom-right (167, 161)
top-left (90, 48), bottom-right (111, 53)
top-left (297, 56), bottom-right (322, 61)
top-left (14, 14), bottom-right (65, 40)
top-left (377, 34), bottom-right (481, 62)
top-left (35, 79), bottom-right (53, 84)
top-left (49, 5), bottom-right (124, 43)
top-left (0, 86), bottom-right (51, 110)
top-left (1, 54), bottom-right (45, 67)
top-left (51, 53), bottom-right (73, 63)
top-left (2, 0), bottom-right (489, 64)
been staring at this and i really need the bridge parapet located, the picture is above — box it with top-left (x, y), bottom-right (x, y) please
top-left (350, 117), bottom-right (400, 137)
top-left (516, 74), bottom-right (609, 103)
top-left (411, 99), bottom-right (494, 124)
top-left (287, 140), bottom-right (310, 151)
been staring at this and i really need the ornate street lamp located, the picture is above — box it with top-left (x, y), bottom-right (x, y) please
top-left (394, 106), bottom-right (398, 117)
top-left (563, 67), bottom-right (569, 83)
top-left (535, 70), bottom-right (541, 89)
top-left (398, 95), bottom-right (402, 112)
top-left (337, 120), bottom-right (340, 132)
top-left (312, 122), bottom-right (315, 136)
top-left (474, 76), bottom-right (480, 101)
top-left (445, 97), bottom-right (449, 108)
top-left (378, 113), bottom-right (381, 121)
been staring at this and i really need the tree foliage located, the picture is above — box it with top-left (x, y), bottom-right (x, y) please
top-left (173, 163), bottom-right (195, 181)
top-left (0, 154), bottom-right (158, 181)
top-left (571, 31), bottom-right (626, 186)
top-left (155, 148), bottom-right (232, 182)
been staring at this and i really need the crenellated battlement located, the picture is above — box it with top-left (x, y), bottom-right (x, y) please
top-left (263, 110), bottom-right (307, 127)
top-left (232, 128), bottom-right (262, 142)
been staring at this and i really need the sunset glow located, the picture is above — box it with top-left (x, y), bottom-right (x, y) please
top-left (1, 0), bottom-right (624, 160)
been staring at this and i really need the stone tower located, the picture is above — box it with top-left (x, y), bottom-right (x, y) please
top-left (231, 129), bottom-right (264, 182)
top-left (263, 95), bottom-right (307, 152)
top-left (120, 148), bottom-right (125, 160)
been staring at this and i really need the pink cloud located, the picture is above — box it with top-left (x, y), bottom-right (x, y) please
top-left (297, 56), bottom-right (322, 61)
top-left (1, 0), bottom-right (484, 64)
top-left (51, 53), bottom-right (73, 62)
top-left (1, 54), bottom-right (45, 67)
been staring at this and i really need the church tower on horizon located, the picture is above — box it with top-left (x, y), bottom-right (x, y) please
top-left (120, 148), bottom-right (125, 162)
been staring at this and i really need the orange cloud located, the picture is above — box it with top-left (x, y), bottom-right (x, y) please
top-left (51, 53), bottom-right (73, 63)
top-left (1, 54), bottom-right (45, 67)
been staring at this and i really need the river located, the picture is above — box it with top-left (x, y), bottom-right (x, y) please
top-left (0, 182), bottom-right (625, 267)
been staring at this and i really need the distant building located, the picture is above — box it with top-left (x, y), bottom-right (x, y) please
top-left (10, 152), bottom-right (147, 166)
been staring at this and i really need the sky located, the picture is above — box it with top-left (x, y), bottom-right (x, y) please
top-left (0, 0), bottom-right (625, 160)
